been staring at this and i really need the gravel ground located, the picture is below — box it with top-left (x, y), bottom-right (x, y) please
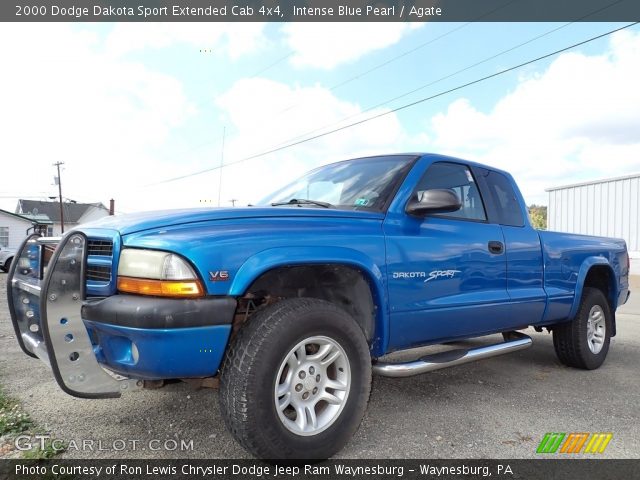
top-left (0, 273), bottom-right (638, 459)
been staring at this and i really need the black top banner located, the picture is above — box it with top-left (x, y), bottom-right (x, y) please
top-left (2, 0), bottom-right (640, 22)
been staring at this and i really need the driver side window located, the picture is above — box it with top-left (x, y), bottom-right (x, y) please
top-left (414, 162), bottom-right (487, 221)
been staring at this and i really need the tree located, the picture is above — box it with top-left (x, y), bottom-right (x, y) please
top-left (528, 204), bottom-right (547, 230)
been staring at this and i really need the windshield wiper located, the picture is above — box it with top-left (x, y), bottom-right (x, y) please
top-left (271, 198), bottom-right (333, 208)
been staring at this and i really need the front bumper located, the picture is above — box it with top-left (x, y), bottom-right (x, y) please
top-left (82, 295), bottom-right (235, 379)
top-left (7, 232), bottom-right (235, 398)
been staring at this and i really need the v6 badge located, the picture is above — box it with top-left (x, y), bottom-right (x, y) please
top-left (209, 270), bottom-right (230, 281)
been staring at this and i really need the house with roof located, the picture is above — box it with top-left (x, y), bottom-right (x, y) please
top-left (0, 209), bottom-right (52, 250)
top-left (15, 200), bottom-right (110, 237)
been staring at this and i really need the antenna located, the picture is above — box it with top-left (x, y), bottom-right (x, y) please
top-left (53, 161), bottom-right (65, 233)
top-left (217, 126), bottom-right (225, 207)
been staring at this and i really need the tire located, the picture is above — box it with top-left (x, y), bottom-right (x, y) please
top-left (553, 287), bottom-right (612, 370)
top-left (219, 298), bottom-right (371, 460)
top-left (0, 257), bottom-right (11, 273)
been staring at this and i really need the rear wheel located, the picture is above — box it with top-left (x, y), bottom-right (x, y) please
top-left (219, 298), bottom-right (371, 460)
top-left (553, 287), bottom-right (612, 370)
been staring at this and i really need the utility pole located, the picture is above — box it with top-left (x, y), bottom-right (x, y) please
top-left (230, 199), bottom-right (237, 207)
top-left (53, 162), bottom-right (65, 233)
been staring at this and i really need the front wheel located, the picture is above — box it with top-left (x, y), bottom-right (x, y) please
top-left (219, 298), bottom-right (371, 460)
top-left (553, 287), bottom-right (612, 370)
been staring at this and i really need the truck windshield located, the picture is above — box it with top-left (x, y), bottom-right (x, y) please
top-left (258, 155), bottom-right (416, 212)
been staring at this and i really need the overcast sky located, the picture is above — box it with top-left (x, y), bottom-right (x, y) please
top-left (1, 21), bottom-right (639, 214)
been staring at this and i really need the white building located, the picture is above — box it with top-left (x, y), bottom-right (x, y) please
top-left (547, 172), bottom-right (640, 273)
top-left (15, 200), bottom-right (110, 236)
top-left (0, 209), bottom-right (51, 249)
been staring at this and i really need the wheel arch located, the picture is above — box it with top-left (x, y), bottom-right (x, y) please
top-left (230, 247), bottom-right (388, 356)
top-left (569, 258), bottom-right (618, 336)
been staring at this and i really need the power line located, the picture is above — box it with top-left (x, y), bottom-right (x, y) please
top-left (264, 21), bottom-right (577, 152)
top-left (265, 0), bottom-right (628, 150)
top-left (149, 1), bottom-right (625, 186)
top-left (297, 0), bottom-right (520, 96)
top-left (0, 194), bottom-right (54, 199)
top-left (174, 51), bottom-right (296, 159)
top-left (267, 22), bottom-right (475, 121)
top-left (249, 51), bottom-right (294, 78)
top-left (179, 0), bottom-right (617, 164)
top-left (144, 0), bottom-right (624, 192)
top-left (253, 0), bottom-right (523, 124)
top-left (146, 23), bottom-right (554, 187)
top-left (148, 22), bottom-right (638, 187)
top-left (154, 3), bottom-right (516, 174)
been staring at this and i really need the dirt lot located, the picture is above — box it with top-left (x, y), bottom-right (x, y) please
top-left (0, 273), bottom-right (638, 459)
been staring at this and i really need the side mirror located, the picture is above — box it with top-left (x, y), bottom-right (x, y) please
top-left (406, 189), bottom-right (462, 217)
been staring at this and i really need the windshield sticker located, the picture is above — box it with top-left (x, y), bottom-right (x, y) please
top-left (355, 198), bottom-right (370, 206)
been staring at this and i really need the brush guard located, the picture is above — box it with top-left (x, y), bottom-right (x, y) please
top-left (7, 232), bottom-right (140, 398)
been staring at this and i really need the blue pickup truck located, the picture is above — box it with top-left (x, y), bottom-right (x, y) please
top-left (7, 153), bottom-right (630, 459)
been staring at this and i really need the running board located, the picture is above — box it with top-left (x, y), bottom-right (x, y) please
top-left (372, 332), bottom-right (532, 378)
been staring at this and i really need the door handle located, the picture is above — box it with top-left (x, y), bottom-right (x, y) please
top-left (488, 241), bottom-right (504, 254)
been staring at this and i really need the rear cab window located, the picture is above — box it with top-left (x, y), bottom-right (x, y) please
top-left (482, 170), bottom-right (525, 227)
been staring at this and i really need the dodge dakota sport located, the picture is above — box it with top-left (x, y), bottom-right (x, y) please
top-left (7, 153), bottom-right (630, 459)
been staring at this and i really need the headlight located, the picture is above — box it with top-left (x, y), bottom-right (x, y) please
top-left (118, 249), bottom-right (196, 280)
top-left (117, 249), bottom-right (204, 298)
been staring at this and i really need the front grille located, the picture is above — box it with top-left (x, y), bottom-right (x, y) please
top-left (87, 240), bottom-right (113, 256)
top-left (86, 265), bottom-right (111, 282)
top-left (85, 234), bottom-right (117, 296)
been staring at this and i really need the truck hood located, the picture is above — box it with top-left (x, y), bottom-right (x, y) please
top-left (81, 207), bottom-right (385, 236)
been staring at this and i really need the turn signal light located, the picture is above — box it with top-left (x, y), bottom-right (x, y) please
top-left (117, 276), bottom-right (204, 298)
